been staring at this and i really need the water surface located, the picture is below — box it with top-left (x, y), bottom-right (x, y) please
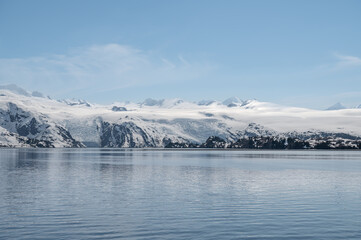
top-left (1, 149), bottom-right (361, 239)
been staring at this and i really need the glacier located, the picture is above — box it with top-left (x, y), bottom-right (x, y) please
top-left (0, 86), bottom-right (361, 148)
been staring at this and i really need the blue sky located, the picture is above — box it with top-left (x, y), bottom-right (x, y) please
top-left (0, 0), bottom-right (361, 108)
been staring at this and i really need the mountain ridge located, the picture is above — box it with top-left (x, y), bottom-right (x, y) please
top-left (0, 85), bottom-right (361, 148)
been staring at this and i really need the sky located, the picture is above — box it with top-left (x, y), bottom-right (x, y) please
top-left (0, 0), bottom-right (361, 109)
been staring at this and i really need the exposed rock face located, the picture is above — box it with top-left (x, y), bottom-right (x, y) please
top-left (239, 123), bottom-right (278, 137)
top-left (200, 136), bottom-right (227, 148)
top-left (111, 106), bottom-right (127, 112)
top-left (59, 99), bottom-right (92, 107)
top-left (56, 126), bottom-right (84, 148)
top-left (99, 121), bottom-right (156, 148)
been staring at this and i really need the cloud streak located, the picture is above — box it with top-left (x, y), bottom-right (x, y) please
top-left (0, 44), bottom-right (214, 97)
top-left (314, 53), bottom-right (361, 74)
top-left (335, 54), bottom-right (361, 68)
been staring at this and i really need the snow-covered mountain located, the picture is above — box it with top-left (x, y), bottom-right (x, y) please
top-left (0, 86), bottom-right (361, 148)
top-left (222, 97), bottom-right (242, 107)
top-left (326, 102), bottom-right (347, 110)
top-left (58, 99), bottom-right (92, 107)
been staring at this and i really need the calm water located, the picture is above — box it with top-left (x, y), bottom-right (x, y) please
top-left (1, 149), bottom-right (361, 239)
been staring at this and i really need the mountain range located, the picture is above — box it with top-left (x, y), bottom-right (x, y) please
top-left (0, 85), bottom-right (361, 149)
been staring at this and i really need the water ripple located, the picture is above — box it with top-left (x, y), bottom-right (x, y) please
top-left (1, 149), bottom-right (361, 239)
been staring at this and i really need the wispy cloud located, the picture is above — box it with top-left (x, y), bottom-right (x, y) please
top-left (334, 53), bottom-right (361, 68)
top-left (0, 44), bottom-right (215, 97)
top-left (314, 53), bottom-right (361, 73)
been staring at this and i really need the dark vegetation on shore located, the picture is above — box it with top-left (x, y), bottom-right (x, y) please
top-left (165, 136), bottom-right (361, 150)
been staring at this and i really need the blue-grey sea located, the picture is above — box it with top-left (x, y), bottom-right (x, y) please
top-left (1, 149), bottom-right (361, 239)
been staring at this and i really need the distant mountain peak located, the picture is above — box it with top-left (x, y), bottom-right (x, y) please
top-left (222, 97), bottom-right (242, 106)
top-left (0, 84), bottom-right (31, 96)
top-left (198, 100), bottom-right (217, 106)
top-left (141, 98), bottom-right (184, 107)
top-left (0, 84), bottom-right (45, 98)
top-left (326, 102), bottom-right (347, 110)
top-left (59, 98), bottom-right (92, 107)
top-left (142, 98), bottom-right (164, 106)
top-left (31, 91), bottom-right (44, 98)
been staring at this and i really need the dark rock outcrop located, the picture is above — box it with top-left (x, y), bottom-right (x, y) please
top-left (100, 121), bottom-right (156, 147)
top-left (200, 136), bottom-right (226, 148)
top-left (112, 106), bottom-right (127, 112)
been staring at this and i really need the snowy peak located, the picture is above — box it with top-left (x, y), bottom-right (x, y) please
top-left (142, 98), bottom-right (164, 106)
top-left (59, 99), bottom-right (92, 107)
top-left (197, 98), bottom-right (256, 107)
top-left (141, 98), bottom-right (184, 108)
top-left (32, 91), bottom-right (44, 98)
top-left (0, 84), bottom-right (31, 97)
top-left (241, 123), bottom-right (278, 137)
top-left (326, 102), bottom-right (346, 110)
top-left (0, 84), bottom-right (45, 98)
top-left (222, 97), bottom-right (243, 107)
top-left (198, 100), bottom-right (218, 106)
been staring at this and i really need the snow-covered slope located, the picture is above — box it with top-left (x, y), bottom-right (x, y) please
top-left (0, 86), bottom-right (361, 148)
